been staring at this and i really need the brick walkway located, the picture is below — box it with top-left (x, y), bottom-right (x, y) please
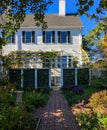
top-left (38, 90), bottom-right (81, 130)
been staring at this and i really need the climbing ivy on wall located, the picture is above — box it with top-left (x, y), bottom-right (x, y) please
top-left (40, 51), bottom-right (61, 68)
top-left (1, 50), bottom-right (61, 68)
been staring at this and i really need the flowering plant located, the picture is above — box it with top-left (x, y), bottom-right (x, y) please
top-left (72, 86), bottom-right (84, 94)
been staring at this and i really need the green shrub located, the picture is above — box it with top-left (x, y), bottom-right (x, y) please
top-left (0, 105), bottom-right (36, 130)
top-left (76, 111), bottom-right (107, 130)
top-left (0, 85), bottom-right (16, 107)
top-left (23, 90), bottom-right (49, 112)
top-left (0, 85), bottom-right (40, 130)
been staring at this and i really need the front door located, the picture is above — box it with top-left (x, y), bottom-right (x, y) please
top-left (51, 76), bottom-right (61, 86)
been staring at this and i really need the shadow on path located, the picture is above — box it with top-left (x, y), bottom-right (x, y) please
top-left (38, 90), bottom-right (81, 130)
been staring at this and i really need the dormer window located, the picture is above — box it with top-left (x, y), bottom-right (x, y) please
top-left (22, 31), bottom-right (35, 43)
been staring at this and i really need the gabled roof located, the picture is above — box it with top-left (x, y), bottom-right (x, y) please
top-left (21, 14), bottom-right (83, 28)
top-left (0, 14), bottom-right (83, 28)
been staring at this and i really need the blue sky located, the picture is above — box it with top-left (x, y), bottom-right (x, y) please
top-left (45, 0), bottom-right (100, 35)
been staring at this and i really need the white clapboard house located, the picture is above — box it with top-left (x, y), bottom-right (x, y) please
top-left (0, 0), bottom-right (83, 86)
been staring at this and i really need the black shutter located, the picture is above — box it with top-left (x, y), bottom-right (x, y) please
top-left (22, 31), bottom-right (25, 43)
top-left (68, 31), bottom-right (70, 43)
top-left (32, 31), bottom-right (35, 43)
top-left (52, 31), bottom-right (55, 43)
top-left (43, 31), bottom-right (45, 43)
top-left (58, 31), bottom-right (60, 43)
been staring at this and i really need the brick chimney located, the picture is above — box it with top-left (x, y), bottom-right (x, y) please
top-left (59, 0), bottom-right (66, 16)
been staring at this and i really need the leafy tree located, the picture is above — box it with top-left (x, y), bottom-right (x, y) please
top-left (76, 0), bottom-right (107, 65)
top-left (77, 0), bottom-right (107, 16)
top-left (0, 0), bottom-right (52, 48)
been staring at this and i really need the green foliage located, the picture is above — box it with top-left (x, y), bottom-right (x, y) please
top-left (74, 90), bottom-right (107, 130)
top-left (76, 0), bottom-right (107, 62)
top-left (85, 21), bottom-right (107, 45)
top-left (76, 111), bottom-right (107, 130)
top-left (0, 85), bottom-right (37, 130)
top-left (0, 105), bottom-right (36, 130)
top-left (77, 0), bottom-right (107, 16)
top-left (0, 84), bottom-right (49, 130)
top-left (81, 48), bottom-right (90, 67)
top-left (91, 70), bottom-right (107, 89)
top-left (40, 51), bottom-right (60, 68)
top-left (2, 50), bottom-right (61, 68)
top-left (63, 85), bottom-right (100, 106)
top-left (40, 51), bottom-right (60, 61)
top-left (23, 90), bottom-right (49, 112)
top-left (0, 0), bottom-right (52, 47)
top-left (0, 85), bottom-right (16, 107)
top-left (72, 57), bottom-right (78, 67)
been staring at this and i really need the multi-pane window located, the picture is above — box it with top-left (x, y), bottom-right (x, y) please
top-left (58, 31), bottom-right (70, 44)
top-left (7, 35), bottom-right (15, 44)
top-left (62, 56), bottom-right (67, 68)
top-left (43, 31), bottom-right (55, 43)
top-left (43, 31), bottom-right (70, 44)
top-left (22, 31), bottom-right (35, 43)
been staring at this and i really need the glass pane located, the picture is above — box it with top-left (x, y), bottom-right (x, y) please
top-left (61, 32), bottom-right (67, 43)
top-left (26, 32), bottom-right (31, 43)
top-left (7, 35), bottom-right (11, 43)
top-left (46, 31), bottom-right (51, 43)
top-left (62, 56), bottom-right (67, 68)
top-left (7, 35), bottom-right (15, 44)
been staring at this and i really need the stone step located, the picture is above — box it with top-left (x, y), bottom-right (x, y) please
top-left (51, 86), bottom-right (61, 90)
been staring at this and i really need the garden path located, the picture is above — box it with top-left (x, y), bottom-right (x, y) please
top-left (37, 90), bottom-right (81, 130)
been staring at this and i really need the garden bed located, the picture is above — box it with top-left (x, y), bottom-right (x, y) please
top-left (62, 85), bottom-right (107, 130)
top-left (0, 85), bottom-right (50, 130)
